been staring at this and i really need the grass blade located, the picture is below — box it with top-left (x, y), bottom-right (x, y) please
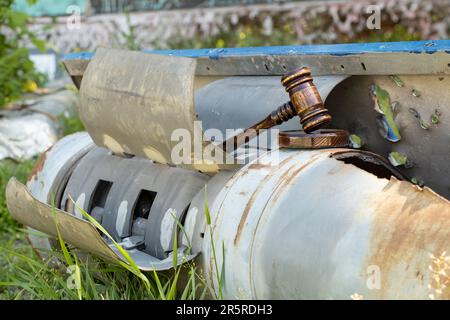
top-left (51, 194), bottom-right (73, 266)
top-left (204, 186), bottom-right (211, 225)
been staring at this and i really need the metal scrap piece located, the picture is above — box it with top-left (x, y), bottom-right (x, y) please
top-left (79, 48), bottom-right (221, 172)
top-left (6, 178), bottom-right (195, 271)
top-left (6, 177), bottom-right (118, 262)
top-left (326, 75), bottom-right (450, 199)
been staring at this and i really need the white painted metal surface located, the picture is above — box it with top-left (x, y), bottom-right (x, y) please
top-left (26, 132), bottom-right (94, 254)
top-left (186, 148), bottom-right (450, 299)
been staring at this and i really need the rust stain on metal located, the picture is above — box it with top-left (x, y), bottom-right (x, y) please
top-left (267, 153), bottom-right (324, 207)
top-left (233, 154), bottom-right (301, 246)
top-left (365, 177), bottom-right (450, 299)
top-left (234, 166), bottom-right (278, 246)
top-left (234, 152), bottom-right (324, 246)
top-left (246, 153), bottom-right (325, 291)
top-left (27, 147), bottom-right (51, 182)
top-left (248, 163), bottom-right (271, 170)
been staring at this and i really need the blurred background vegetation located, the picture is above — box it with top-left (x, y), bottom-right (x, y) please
top-left (0, 0), bottom-right (47, 107)
top-left (2, 0), bottom-right (449, 108)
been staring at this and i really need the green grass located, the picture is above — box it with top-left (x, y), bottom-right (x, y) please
top-left (58, 115), bottom-right (85, 137)
top-left (0, 203), bottom-right (208, 300)
top-left (0, 240), bottom-right (206, 300)
top-left (0, 159), bottom-right (35, 234)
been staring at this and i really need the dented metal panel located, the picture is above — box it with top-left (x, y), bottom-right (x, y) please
top-left (192, 51), bottom-right (450, 77)
top-left (7, 178), bottom-right (196, 271)
top-left (79, 48), bottom-right (221, 172)
top-left (327, 75), bottom-right (450, 198)
top-left (7, 178), bottom-right (119, 262)
top-left (63, 40), bottom-right (450, 79)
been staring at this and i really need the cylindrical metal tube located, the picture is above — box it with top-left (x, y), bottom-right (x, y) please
top-left (186, 148), bottom-right (450, 299)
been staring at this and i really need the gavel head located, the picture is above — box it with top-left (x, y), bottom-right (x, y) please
top-left (281, 67), bottom-right (332, 133)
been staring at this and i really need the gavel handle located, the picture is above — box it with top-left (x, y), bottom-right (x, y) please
top-left (221, 116), bottom-right (272, 152)
top-left (222, 101), bottom-right (297, 153)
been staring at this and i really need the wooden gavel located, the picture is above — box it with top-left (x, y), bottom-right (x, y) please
top-left (222, 67), bottom-right (332, 152)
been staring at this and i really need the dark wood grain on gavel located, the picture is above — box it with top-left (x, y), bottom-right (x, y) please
top-left (222, 67), bottom-right (332, 152)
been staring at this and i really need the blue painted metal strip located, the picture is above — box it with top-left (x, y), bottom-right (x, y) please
top-left (63, 40), bottom-right (450, 61)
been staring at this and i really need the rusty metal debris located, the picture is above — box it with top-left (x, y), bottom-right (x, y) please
top-left (6, 44), bottom-right (450, 299)
top-left (196, 149), bottom-right (449, 299)
top-left (279, 129), bottom-right (349, 149)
